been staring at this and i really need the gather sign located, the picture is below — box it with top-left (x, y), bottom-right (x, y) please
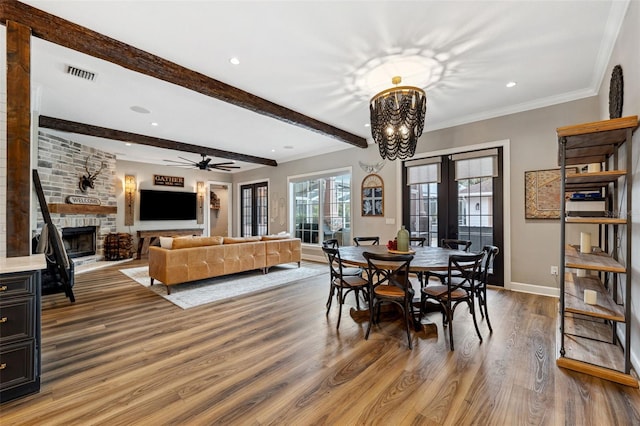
top-left (154, 174), bottom-right (184, 187)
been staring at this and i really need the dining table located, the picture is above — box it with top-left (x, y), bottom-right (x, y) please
top-left (338, 244), bottom-right (470, 334)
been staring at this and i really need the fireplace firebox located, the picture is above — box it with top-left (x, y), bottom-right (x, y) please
top-left (62, 226), bottom-right (97, 258)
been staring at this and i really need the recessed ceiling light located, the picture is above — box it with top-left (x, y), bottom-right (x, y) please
top-left (130, 105), bottom-right (151, 114)
top-left (506, 81), bottom-right (517, 88)
top-left (151, 122), bottom-right (159, 126)
top-left (125, 143), bottom-right (132, 146)
top-left (229, 57), bottom-right (240, 65)
top-left (364, 123), bottom-right (371, 127)
top-left (271, 149), bottom-right (276, 152)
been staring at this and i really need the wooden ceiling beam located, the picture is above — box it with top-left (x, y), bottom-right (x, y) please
top-left (39, 116), bottom-right (278, 167)
top-left (2, 1), bottom-right (368, 149)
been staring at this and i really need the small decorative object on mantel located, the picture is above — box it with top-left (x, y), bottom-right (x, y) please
top-left (79, 155), bottom-right (106, 192)
top-left (154, 174), bottom-right (184, 187)
top-left (66, 195), bottom-right (101, 205)
top-left (609, 65), bottom-right (623, 119)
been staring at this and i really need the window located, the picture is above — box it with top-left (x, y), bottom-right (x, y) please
top-left (291, 171), bottom-right (351, 245)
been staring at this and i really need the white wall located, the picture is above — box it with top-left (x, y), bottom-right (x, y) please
top-left (596, 0), bottom-right (640, 375)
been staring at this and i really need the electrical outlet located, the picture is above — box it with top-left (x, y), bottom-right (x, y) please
top-left (550, 266), bottom-right (559, 276)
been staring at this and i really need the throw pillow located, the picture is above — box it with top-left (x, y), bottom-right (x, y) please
top-left (159, 237), bottom-right (173, 249)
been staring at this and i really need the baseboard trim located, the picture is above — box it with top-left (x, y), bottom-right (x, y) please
top-left (509, 281), bottom-right (559, 297)
top-left (302, 253), bottom-right (326, 264)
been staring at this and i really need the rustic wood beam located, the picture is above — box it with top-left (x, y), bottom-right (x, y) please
top-left (1, 1), bottom-right (368, 149)
top-left (38, 116), bottom-right (278, 167)
top-left (6, 20), bottom-right (31, 257)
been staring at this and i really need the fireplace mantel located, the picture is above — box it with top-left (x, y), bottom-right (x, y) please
top-left (48, 204), bottom-right (117, 215)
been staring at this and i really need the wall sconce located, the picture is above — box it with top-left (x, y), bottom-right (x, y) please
top-left (124, 175), bottom-right (136, 226)
top-left (196, 181), bottom-right (205, 224)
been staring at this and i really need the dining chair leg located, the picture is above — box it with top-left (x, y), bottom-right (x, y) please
top-left (326, 284), bottom-right (335, 314)
top-left (468, 298), bottom-right (483, 344)
top-left (403, 304), bottom-right (413, 349)
top-left (446, 306), bottom-right (455, 351)
top-left (481, 288), bottom-right (493, 333)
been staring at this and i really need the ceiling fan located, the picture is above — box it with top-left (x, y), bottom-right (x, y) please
top-left (163, 154), bottom-right (240, 172)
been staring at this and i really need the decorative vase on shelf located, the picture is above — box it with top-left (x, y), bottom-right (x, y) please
top-left (396, 225), bottom-right (409, 252)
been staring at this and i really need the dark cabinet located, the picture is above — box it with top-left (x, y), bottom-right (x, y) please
top-left (0, 270), bottom-right (41, 403)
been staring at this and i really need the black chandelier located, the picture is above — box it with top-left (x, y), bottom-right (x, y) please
top-left (369, 76), bottom-right (426, 160)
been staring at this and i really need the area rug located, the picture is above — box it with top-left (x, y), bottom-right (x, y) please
top-left (119, 264), bottom-right (325, 309)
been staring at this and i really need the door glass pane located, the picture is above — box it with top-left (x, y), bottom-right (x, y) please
top-left (458, 177), bottom-right (493, 250)
top-left (242, 187), bottom-right (252, 236)
top-left (256, 185), bottom-right (268, 236)
top-left (408, 182), bottom-right (438, 246)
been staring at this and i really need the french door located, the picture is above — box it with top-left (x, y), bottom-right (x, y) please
top-left (403, 148), bottom-right (504, 285)
top-left (240, 182), bottom-right (268, 237)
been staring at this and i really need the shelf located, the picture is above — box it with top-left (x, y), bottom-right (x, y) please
top-left (564, 273), bottom-right (624, 321)
top-left (564, 245), bottom-right (625, 273)
top-left (557, 116), bottom-right (638, 165)
top-left (557, 316), bottom-right (638, 388)
top-left (48, 204), bottom-right (117, 214)
top-left (565, 170), bottom-right (626, 190)
top-left (565, 217), bottom-right (626, 225)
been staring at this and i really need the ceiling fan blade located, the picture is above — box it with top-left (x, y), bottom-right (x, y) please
top-left (177, 156), bottom-right (196, 163)
top-left (163, 159), bottom-right (193, 165)
top-left (211, 162), bottom-right (236, 166)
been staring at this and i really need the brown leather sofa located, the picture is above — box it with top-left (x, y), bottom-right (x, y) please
top-left (148, 236), bottom-right (301, 294)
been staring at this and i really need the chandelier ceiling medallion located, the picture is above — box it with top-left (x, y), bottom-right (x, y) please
top-left (369, 76), bottom-right (426, 160)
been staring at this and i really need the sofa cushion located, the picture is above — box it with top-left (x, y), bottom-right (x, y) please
top-left (223, 237), bottom-right (247, 244)
top-left (172, 236), bottom-right (224, 249)
top-left (244, 236), bottom-right (262, 242)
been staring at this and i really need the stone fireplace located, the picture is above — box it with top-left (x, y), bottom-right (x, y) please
top-left (35, 131), bottom-right (117, 261)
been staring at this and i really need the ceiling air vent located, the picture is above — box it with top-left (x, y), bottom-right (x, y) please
top-left (66, 65), bottom-right (96, 81)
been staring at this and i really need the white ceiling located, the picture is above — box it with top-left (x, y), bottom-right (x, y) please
top-left (17, 0), bottom-right (629, 172)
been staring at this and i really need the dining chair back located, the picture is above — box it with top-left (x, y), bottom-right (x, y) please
top-left (353, 236), bottom-right (380, 246)
top-left (421, 252), bottom-right (484, 350)
top-left (363, 251), bottom-right (415, 349)
top-left (322, 246), bottom-right (368, 329)
top-left (441, 238), bottom-right (472, 252)
top-left (409, 237), bottom-right (426, 247)
top-left (322, 238), bottom-right (339, 248)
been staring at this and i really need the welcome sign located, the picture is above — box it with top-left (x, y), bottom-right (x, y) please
top-left (154, 174), bottom-right (184, 187)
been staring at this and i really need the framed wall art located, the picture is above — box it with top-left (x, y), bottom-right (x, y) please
top-left (362, 174), bottom-right (384, 216)
top-left (524, 168), bottom-right (575, 219)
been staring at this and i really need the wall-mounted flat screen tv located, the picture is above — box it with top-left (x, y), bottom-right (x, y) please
top-left (139, 189), bottom-right (197, 221)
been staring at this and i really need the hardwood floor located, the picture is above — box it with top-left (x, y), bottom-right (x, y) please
top-left (2, 260), bottom-right (639, 425)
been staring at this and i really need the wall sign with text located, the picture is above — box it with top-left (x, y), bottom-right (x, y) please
top-left (154, 174), bottom-right (184, 187)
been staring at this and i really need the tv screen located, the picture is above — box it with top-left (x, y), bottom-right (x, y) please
top-left (139, 189), bottom-right (197, 221)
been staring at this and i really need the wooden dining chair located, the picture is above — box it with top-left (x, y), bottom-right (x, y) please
top-left (420, 252), bottom-right (484, 351)
top-left (322, 246), bottom-right (369, 329)
top-left (322, 239), bottom-right (363, 278)
top-left (363, 251), bottom-right (415, 349)
top-left (353, 236), bottom-right (380, 246)
top-left (425, 238), bottom-right (473, 284)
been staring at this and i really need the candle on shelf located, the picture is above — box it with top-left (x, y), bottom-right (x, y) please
top-left (587, 163), bottom-right (601, 173)
top-left (580, 232), bottom-right (591, 253)
top-left (584, 289), bottom-right (597, 305)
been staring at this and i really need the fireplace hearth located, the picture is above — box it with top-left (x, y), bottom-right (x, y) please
top-left (62, 226), bottom-right (97, 258)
